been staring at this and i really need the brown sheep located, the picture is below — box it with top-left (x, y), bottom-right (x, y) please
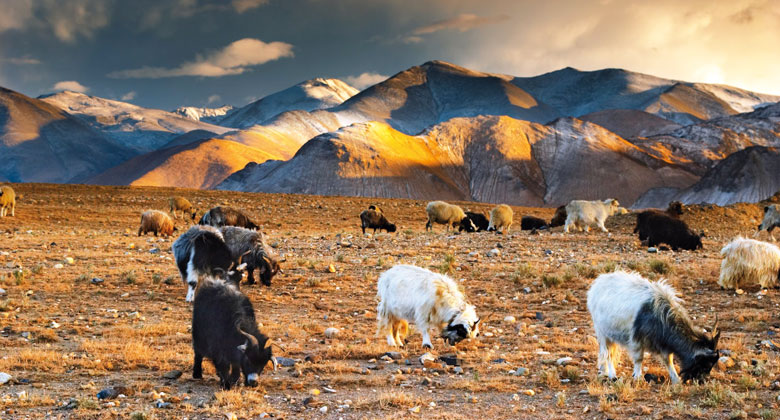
top-left (138, 210), bottom-right (176, 237)
top-left (0, 186), bottom-right (15, 217)
top-left (169, 196), bottom-right (197, 221)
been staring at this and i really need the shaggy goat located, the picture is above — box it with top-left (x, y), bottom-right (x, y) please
top-left (360, 209), bottom-right (397, 234)
top-left (487, 204), bottom-right (513, 234)
top-left (636, 213), bottom-right (702, 251)
top-left (199, 206), bottom-right (259, 230)
top-left (549, 205), bottom-right (567, 228)
top-left (635, 201), bottom-right (686, 241)
top-left (368, 205), bottom-right (383, 213)
top-left (756, 204), bottom-right (780, 242)
top-left (172, 225), bottom-right (243, 302)
top-left (718, 237), bottom-right (780, 289)
top-left (220, 226), bottom-right (280, 286)
top-left (588, 271), bottom-right (720, 384)
top-left (138, 210), bottom-right (176, 237)
top-left (376, 265), bottom-right (479, 349)
top-left (192, 277), bottom-right (272, 389)
top-left (521, 215), bottom-right (548, 231)
top-left (425, 201), bottom-right (467, 232)
top-left (169, 196), bottom-right (197, 221)
top-left (458, 211), bottom-right (489, 233)
top-left (0, 186), bottom-right (15, 217)
top-left (564, 199), bottom-right (620, 233)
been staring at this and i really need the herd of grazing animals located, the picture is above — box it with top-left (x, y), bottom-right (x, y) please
top-left (3, 184), bottom-right (780, 391)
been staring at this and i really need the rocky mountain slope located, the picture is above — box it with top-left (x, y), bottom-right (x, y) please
top-left (39, 91), bottom-right (231, 152)
top-left (0, 87), bottom-right (134, 183)
top-left (220, 78), bottom-right (358, 128)
top-left (172, 105), bottom-right (234, 124)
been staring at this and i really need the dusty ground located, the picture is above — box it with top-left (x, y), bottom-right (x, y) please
top-left (0, 183), bottom-right (778, 420)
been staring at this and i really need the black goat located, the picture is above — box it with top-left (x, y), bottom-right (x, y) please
top-left (360, 209), bottom-right (396, 234)
top-left (459, 211), bottom-right (489, 232)
top-left (521, 215), bottom-right (549, 231)
top-left (636, 213), bottom-right (703, 251)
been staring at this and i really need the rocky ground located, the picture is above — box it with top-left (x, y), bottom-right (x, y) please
top-left (0, 183), bottom-right (778, 420)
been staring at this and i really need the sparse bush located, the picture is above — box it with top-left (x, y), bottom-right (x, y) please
top-left (151, 273), bottom-right (162, 284)
top-left (306, 277), bottom-right (321, 287)
top-left (122, 270), bottom-right (137, 284)
top-left (562, 366), bottom-right (581, 382)
top-left (164, 276), bottom-right (176, 285)
top-left (574, 263), bottom-right (598, 279)
top-left (31, 264), bottom-right (43, 275)
top-left (438, 253), bottom-right (455, 274)
top-left (599, 261), bottom-right (617, 273)
top-left (336, 254), bottom-right (345, 263)
top-left (648, 259), bottom-right (672, 275)
top-left (0, 299), bottom-right (11, 312)
top-left (13, 269), bottom-right (27, 285)
top-left (542, 274), bottom-right (562, 288)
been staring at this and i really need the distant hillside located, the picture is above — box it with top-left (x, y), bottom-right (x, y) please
top-left (172, 105), bottom-right (234, 124)
top-left (0, 87), bottom-right (133, 183)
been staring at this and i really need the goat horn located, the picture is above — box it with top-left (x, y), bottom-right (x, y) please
top-left (236, 324), bottom-right (259, 348)
top-left (712, 314), bottom-right (719, 335)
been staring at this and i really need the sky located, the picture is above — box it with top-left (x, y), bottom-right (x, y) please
top-left (0, 0), bottom-right (778, 110)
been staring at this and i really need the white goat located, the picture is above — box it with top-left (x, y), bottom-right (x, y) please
top-left (564, 199), bottom-right (620, 233)
top-left (719, 237), bottom-right (780, 289)
top-left (376, 265), bottom-right (479, 349)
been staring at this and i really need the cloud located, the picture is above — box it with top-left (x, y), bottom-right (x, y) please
top-left (52, 80), bottom-right (89, 93)
top-left (207, 94), bottom-right (221, 104)
top-left (412, 13), bottom-right (509, 35)
top-left (121, 91), bottom-right (136, 101)
top-left (107, 38), bottom-right (294, 79)
top-left (0, 56), bottom-right (40, 65)
top-left (0, 0), bottom-right (33, 32)
top-left (231, 0), bottom-right (268, 13)
top-left (345, 72), bottom-right (388, 89)
top-left (0, 0), bottom-right (111, 42)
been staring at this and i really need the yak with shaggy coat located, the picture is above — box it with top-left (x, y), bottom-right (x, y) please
top-left (220, 226), bottom-right (280, 286)
top-left (549, 205), bottom-right (567, 228)
top-left (192, 277), bottom-right (272, 389)
top-left (360, 209), bottom-right (397, 234)
top-left (636, 212), bottom-right (702, 251)
top-left (588, 271), bottom-right (720, 384)
top-left (138, 210), bottom-right (176, 237)
top-left (718, 237), bottom-right (780, 289)
top-left (564, 199), bottom-right (620, 233)
top-left (521, 215), bottom-right (548, 231)
top-left (635, 201), bottom-right (686, 241)
top-left (200, 206), bottom-right (259, 230)
top-left (459, 211), bottom-right (489, 233)
top-left (173, 225), bottom-right (242, 302)
top-left (376, 265), bottom-right (479, 349)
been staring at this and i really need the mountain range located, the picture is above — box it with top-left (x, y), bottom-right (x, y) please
top-left (2, 60), bottom-right (779, 207)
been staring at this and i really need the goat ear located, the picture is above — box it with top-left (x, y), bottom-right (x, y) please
top-left (765, 206), bottom-right (770, 213)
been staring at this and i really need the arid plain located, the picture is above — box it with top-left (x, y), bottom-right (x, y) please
top-left (0, 183), bottom-right (778, 419)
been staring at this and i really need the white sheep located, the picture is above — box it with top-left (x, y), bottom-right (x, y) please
top-left (487, 204), bottom-right (513, 233)
top-left (376, 264), bottom-right (479, 349)
top-left (756, 204), bottom-right (780, 242)
top-left (718, 237), bottom-right (780, 289)
top-left (588, 271), bottom-right (720, 384)
top-left (138, 210), bottom-right (175, 237)
top-left (425, 201), bottom-right (467, 232)
top-left (564, 199), bottom-right (620, 233)
top-left (0, 186), bottom-right (15, 217)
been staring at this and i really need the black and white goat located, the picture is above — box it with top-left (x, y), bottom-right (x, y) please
top-left (199, 206), bottom-right (259, 230)
top-left (192, 277), bottom-right (272, 389)
top-left (172, 225), bottom-right (243, 302)
top-left (587, 271), bottom-right (720, 384)
top-left (458, 211), bottom-right (489, 233)
top-left (220, 226), bottom-right (281, 286)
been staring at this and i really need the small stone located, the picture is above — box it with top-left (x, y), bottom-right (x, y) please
top-left (0, 372), bottom-right (12, 385)
top-left (324, 327), bottom-right (339, 339)
top-left (156, 401), bottom-right (171, 409)
top-left (309, 389), bottom-right (320, 396)
top-left (409, 406), bottom-right (421, 413)
top-left (522, 389), bottom-right (535, 396)
top-left (275, 357), bottom-right (296, 367)
top-left (439, 355), bottom-right (461, 366)
top-left (91, 278), bottom-right (104, 284)
top-left (419, 352), bottom-right (435, 365)
top-left (504, 315), bottom-right (516, 323)
top-left (97, 388), bottom-right (120, 400)
top-left (513, 367), bottom-right (528, 376)
top-left (453, 367), bottom-right (464, 374)
top-left (64, 257), bottom-right (74, 265)
top-left (0, 288), bottom-right (5, 295)
top-left (303, 396), bottom-right (318, 407)
top-left (487, 248), bottom-right (501, 258)
top-left (54, 263), bottom-right (64, 269)
top-left (523, 287), bottom-right (531, 294)
top-left (383, 352), bottom-right (403, 360)
top-left (162, 370), bottom-right (182, 380)
top-left (556, 357), bottom-right (573, 366)
top-left (736, 289), bottom-right (744, 295)
top-left (304, 354), bottom-right (322, 363)
top-left (323, 386), bottom-right (336, 394)
top-left (319, 406), bottom-right (328, 414)
top-left (717, 356), bottom-right (735, 370)
top-left (149, 248), bottom-right (160, 254)
top-left (535, 312), bottom-right (545, 321)
top-left (327, 264), bottom-right (336, 273)
top-left (647, 247), bottom-right (658, 253)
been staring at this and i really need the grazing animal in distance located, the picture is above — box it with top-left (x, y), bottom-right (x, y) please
top-left (459, 211), bottom-right (489, 233)
top-left (636, 213), bottom-right (703, 251)
top-left (521, 215), bottom-right (548, 231)
top-left (200, 206), bottom-right (259, 230)
top-left (425, 201), bottom-right (467, 232)
top-left (138, 210), bottom-right (176, 237)
top-left (564, 199), bottom-right (620, 233)
top-left (169, 196), bottom-right (197, 221)
top-left (588, 271), bottom-right (720, 384)
top-left (172, 225), bottom-right (243, 302)
top-left (635, 201), bottom-right (686, 241)
top-left (192, 277), bottom-right (272, 389)
top-left (360, 209), bottom-right (397, 234)
top-left (0, 186), bottom-right (15, 217)
top-left (487, 204), bottom-right (513, 234)
top-left (756, 204), bottom-right (780, 242)
top-left (376, 264), bottom-right (479, 349)
top-left (718, 237), bottom-right (780, 290)
top-left (549, 205), bottom-right (567, 228)
top-left (220, 226), bottom-right (281, 286)
top-left (368, 205), bottom-right (383, 213)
